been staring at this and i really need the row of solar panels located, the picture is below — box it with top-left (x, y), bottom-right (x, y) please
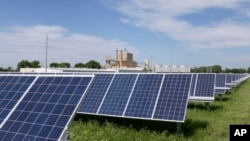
top-left (0, 73), bottom-right (248, 141)
top-left (214, 73), bottom-right (249, 94)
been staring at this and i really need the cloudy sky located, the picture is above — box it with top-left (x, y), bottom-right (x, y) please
top-left (0, 0), bottom-right (250, 69)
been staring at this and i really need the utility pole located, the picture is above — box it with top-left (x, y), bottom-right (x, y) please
top-left (45, 35), bottom-right (49, 72)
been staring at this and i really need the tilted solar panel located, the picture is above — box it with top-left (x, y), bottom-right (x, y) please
top-left (78, 74), bottom-right (114, 113)
top-left (153, 74), bottom-right (192, 122)
top-left (189, 73), bottom-right (215, 101)
top-left (0, 75), bottom-right (93, 141)
top-left (214, 73), bottom-right (228, 94)
top-left (215, 74), bottom-right (226, 87)
top-left (226, 74), bottom-right (233, 88)
top-left (124, 74), bottom-right (164, 118)
top-left (78, 73), bottom-right (192, 122)
top-left (98, 74), bottom-right (138, 116)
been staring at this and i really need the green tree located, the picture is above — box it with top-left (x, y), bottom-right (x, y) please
top-left (85, 60), bottom-right (101, 69)
top-left (7, 66), bottom-right (13, 71)
top-left (59, 62), bottom-right (71, 68)
top-left (50, 62), bottom-right (59, 68)
top-left (74, 63), bottom-right (85, 68)
top-left (17, 60), bottom-right (40, 71)
top-left (212, 65), bottom-right (222, 73)
top-left (17, 60), bottom-right (30, 70)
top-left (30, 60), bottom-right (41, 68)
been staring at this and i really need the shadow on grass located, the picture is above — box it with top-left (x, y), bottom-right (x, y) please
top-left (182, 118), bottom-right (209, 136)
top-left (214, 96), bottom-right (231, 102)
top-left (73, 114), bottom-right (208, 137)
top-left (187, 102), bottom-right (223, 111)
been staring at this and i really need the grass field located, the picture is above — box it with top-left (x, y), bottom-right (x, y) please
top-left (69, 78), bottom-right (250, 141)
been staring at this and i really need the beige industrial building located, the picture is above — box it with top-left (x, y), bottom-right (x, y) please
top-left (105, 49), bottom-right (137, 69)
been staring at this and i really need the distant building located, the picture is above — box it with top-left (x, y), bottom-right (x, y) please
top-left (105, 49), bottom-right (137, 69)
top-left (20, 67), bottom-right (146, 73)
top-left (154, 65), bottom-right (191, 73)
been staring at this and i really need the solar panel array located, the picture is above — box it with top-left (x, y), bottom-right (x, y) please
top-left (79, 73), bottom-right (192, 122)
top-left (214, 73), bottom-right (249, 94)
top-left (0, 74), bottom-right (93, 141)
top-left (0, 72), bottom-right (249, 140)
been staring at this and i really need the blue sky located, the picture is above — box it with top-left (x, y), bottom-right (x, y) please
top-left (1, 0), bottom-right (250, 69)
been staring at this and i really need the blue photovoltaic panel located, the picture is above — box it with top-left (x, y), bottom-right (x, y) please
top-left (194, 74), bottom-right (215, 97)
top-left (0, 76), bottom-right (36, 125)
top-left (79, 74), bottom-right (114, 113)
top-left (98, 74), bottom-right (138, 116)
top-left (189, 73), bottom-right (215, 101)
top-left (226, 74), bottom-right (233, 87)
top-left (153, 74), bottom-right (192, 121)
top-left (215, 74), bottom-right (226, 87)
top-left (77, 73), bottom-right (193, 122)
top-left (215, 73), bottom-right (227, 94)
top-left (0, 76), bottom-right (92, 141)
top-left (124, 74), bottom-right (163, 118)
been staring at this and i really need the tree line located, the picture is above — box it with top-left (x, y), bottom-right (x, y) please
top-left (1, 61), bottom-right (250, 73)
top-left (191, 65), bottom-right (250, 73)
top-left (0, 60), bottom-right (102, 71)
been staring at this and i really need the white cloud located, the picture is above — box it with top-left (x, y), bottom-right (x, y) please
top-left (0, 25), bottom-right (136, 68)
top-left (119, 18), bottom-right (131, 24)
top-left (109, 0), bottom-right (250, 50)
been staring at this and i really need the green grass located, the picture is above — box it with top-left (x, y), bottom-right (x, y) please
top-left (70, 79), bottom-right (250, 141)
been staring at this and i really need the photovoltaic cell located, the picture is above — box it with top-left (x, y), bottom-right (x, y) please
top-left (78, 74), bottom-right (114, 113)
top-left (98, 74), bottom-right (138, 116)
top-left (153, 74), bottom-right (192, 121)
top-left (124, 74), bottom-right (164, 118)
top-left (0, 76), bottom-right (93, 141)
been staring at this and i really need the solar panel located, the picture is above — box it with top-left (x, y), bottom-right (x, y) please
top-left (226, 74), bottom-right (233, 88)
top-left (189, 73), bottom-right (215, 101)
top-left (0, 75), bottom-right (93, 141)
top-left (98, 74), bottom-right (138, 116)
top-left (153, 74), bottom-right (192, 121)
top-left (124, 74), bottom-right (164, 118)
top-left (214, 73), bottom-right (229, 94)
top-left (78, 73), bottom-right (192, 122)
top-left (78, 74), bottom-right (114, 113)
top-left (0, 76), bottom-right (36, 126)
